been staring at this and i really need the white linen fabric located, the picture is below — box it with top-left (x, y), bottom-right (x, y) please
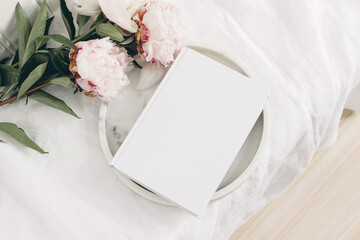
top-left (1, 0), bottom-right (360, 239)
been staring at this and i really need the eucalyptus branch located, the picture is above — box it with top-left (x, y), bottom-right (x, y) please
top-left (0, 0), bottom-right (100, 153)
top-left (0, 82), bottom-right (51, 106)
top-left (10, 18), bottom-right (107, 68)
top-left (0, 73), bottom-right (77, 107)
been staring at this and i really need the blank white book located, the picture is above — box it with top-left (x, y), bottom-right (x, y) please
top-left (112, 47), bottom-right (270, 216)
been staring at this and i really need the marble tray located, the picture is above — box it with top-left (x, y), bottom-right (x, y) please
top-left (98, 43), bottom-right (270, 205)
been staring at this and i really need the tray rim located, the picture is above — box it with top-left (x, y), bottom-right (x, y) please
top-left (98, 42), bottom-right (270, 205)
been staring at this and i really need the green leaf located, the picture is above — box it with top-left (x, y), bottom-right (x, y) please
top-left (43, 34), bottom-right (77, 50)
top-left (49, 50), bottom-right (70, 75)
top-left (22, 0), bottom-right (47, 67)
top-left (23, 52), bottom-right (49, 69)
top-left (34, 16), bottom-right (55, 50)
top-left (0, 139), bottom-right (5, 143)
top-left (60, 0), bottom-right (75, 40)
top-left (90, 13), bottom-right (105, 28)
top-left (38, 72), bottom-right (60, 86)
top-left (0, 122), bottom-right (47, 154)
top-left (125, 47), bottom-right (137, 56)
top-left (77, 14), bottom-right (90, 35)
top-left (44, 16), bottom-right (54, 36)
top-left (15, 3), bottom-right (31, 68)
top-left (11, 49), bottom-right (19, 65)
top-left (0, 83), bottom-right (18, 101)
top-left (20, 52), bottom-right (49, 83)
top-left (50, 76), bottom-right (71, 87)
top-left (35, 37), bottom-right (50, 50)
top-left (17, 61), bottom-right (48, 99)
top-left (30, 90), bottom-right (79, 118)
top-left (120, 35), bottom-right (135, 46)
top-left (0, 58), bottom-right (10, 65)
top-left (0, 64), bottom-right (20, 86)
top-left (96, 23), bottom-right (124, 42)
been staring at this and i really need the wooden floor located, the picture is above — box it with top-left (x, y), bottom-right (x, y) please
top-left (231, 110), bottom-right (360, 240)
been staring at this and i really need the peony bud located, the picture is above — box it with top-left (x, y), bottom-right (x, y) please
top-left (69, 37), bottom-right (133, 101)
top-left (133, 0), bottom-right (185, 67)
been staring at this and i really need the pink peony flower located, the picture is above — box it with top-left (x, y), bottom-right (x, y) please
top-left (69, 37), bottom-right (133, 101)
top-left (133, 1), bottom-right (185, 67)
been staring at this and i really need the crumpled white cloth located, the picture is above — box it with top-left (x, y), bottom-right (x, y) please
top-left (1, 0), bottom-right (360, 239)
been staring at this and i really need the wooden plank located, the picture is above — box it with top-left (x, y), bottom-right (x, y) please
top-left (231, 110), bottom-right (360, 240)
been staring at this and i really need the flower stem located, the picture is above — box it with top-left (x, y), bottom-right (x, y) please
top-left (36, 50), bottom-right (49, 54)
top-left (0, 82), bottom-right (51, 106)
top-left (57, 19), bottom-right (107, 51)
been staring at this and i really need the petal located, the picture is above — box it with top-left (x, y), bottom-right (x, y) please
top-left (98, 0), bottom-right (140, 33)
top-left (66, 0), bottom-right (101, 16)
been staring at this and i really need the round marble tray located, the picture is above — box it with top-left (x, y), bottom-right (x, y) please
top-left (99, 43), bottom-right (270, 204)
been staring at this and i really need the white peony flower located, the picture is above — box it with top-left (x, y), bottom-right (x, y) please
top-left (69, 38), bottom-right (133, 101)
top-left (133, 0), bottom-right (185, 67)
top-left (65, 0), bottom-right (101, 16)
top-left (98, 0), bottom-right (141, 33)
top-left (65, 0), bottom-right (142, 33)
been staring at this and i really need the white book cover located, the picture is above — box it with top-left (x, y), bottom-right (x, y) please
top-left (112, 47), bottom-right (270, 216)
